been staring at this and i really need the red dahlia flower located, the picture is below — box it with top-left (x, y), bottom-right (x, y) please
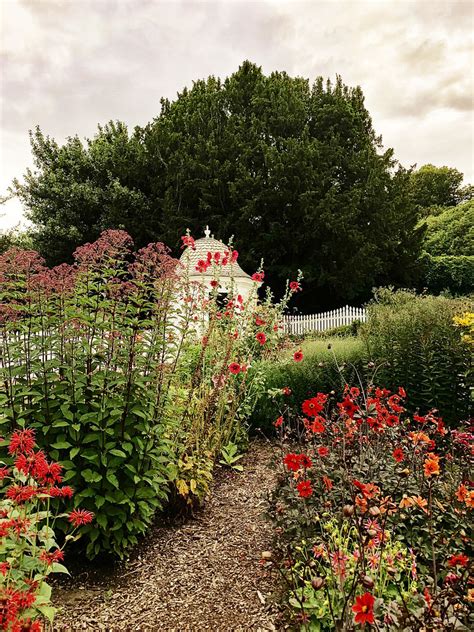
top-left (283, 453), bottom-right (301, 472)
top-left (392, 447), bottom-right (404, 463)
top-left (297, 480), bottom-right (313, 498)
top-left (352, 592), bottom-right (375, 625)
top-left (317, 447), bottom-right (329, 457)
top-left (302, 394), bottom-right (327, 417)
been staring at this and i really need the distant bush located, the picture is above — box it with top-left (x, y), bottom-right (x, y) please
top-left (361, 288), bottom-right (472, 424)
top-left (421, 252), bottom-right (474, 295)
top-left (422, 200), bottom-right (473, 256)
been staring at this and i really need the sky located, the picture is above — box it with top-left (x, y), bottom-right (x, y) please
top-left (1, 0), bottom-right (473, 229)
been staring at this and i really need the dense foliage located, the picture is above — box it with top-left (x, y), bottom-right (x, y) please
top-left (409, 164), bottom-right (473, 216)
top-left (0, 230), bottom-right (294, 558)
top-left (362, 289), bottom-right (473, 423)
top-left (0, 428), bottom-right (94, 629)
top-left (268, 386), bottom-right (473, 630)
top-left (421, 253), bottom-right (474, 296)
top-left (13, 62), bottom-right (422, 310)
top-left (421, 201), bottom-right (474, 257)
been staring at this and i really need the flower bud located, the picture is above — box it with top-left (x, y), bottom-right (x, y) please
top-left (367, 529), bottom-right (378, 537)
top-left (311, 577), bottom-right (325, 590)
top-left (369, 506), bottom-right (380, 517)
top-left (361, 575), bottom-right (374, 589)
top-left (343, 504), bottom-right (355, 517)
top-left (401, 468), bottom-right (410, 477)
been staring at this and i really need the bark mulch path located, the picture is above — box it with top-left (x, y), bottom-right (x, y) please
top-left (53, 440), bottom-right (282, 631)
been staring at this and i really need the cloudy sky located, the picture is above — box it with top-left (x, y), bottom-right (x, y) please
top-left (1, 0), bottom-right (473, 229)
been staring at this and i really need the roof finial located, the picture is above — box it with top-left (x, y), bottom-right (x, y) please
top-left (204, 225), bottom-right (211, 238)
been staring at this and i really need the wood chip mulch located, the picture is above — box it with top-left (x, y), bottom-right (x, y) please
top-left (53, 440), bottom-right (283, 631)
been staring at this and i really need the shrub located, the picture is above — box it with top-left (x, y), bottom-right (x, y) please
top-left (0, 428), bottom-right (93, 629)
top-left (421, 252), bottom-right (474, 295)
top-left (361, 289), bottom-right (472, 424)
top-left (268, 386), bottom-right (473, 630)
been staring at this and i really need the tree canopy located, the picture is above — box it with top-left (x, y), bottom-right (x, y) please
top-left (14, 61), bottom-right (423, 310)
top-left (421, 200), bottom-right (474, 257)
top-left (409, 164), bottom-right (473, 216)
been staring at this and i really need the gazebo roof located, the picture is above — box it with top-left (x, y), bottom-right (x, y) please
top-left (179, 227), bottom-right (251, 279)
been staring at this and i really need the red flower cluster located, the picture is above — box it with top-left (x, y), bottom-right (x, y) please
top-left (181, 234), bottom-right (196, 250)
top-left (283, 453), bottom-right (312, 471)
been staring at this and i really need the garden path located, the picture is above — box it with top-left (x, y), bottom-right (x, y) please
top-left (54, 441), bottom-right (280, 631)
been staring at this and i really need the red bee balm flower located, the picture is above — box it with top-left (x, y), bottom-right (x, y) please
top-left (9, 428), bottom-right (36, 456)
top-left (68, 509), bottom-right (94, 527)
top-left (297, 480), bottom-right (313, 498)
top-left (293, 350), bottom-right (304, 362)
top-left (256, 332), bottom-right (267, 345)
top-left (228, 362), bottom-right (241, 375)
top-left (352, 592), bottom-right (375, 625)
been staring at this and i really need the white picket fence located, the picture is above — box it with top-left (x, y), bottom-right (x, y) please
top-left (282, 305), bottom-right (367, 335)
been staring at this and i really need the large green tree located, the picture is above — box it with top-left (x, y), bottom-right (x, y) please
top-left (409, 164), bottom-right (473, 216)
top-left (13, 62), bottom-right (422, 309)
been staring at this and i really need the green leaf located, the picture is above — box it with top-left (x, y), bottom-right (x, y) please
top-left (37, 604), bottom-right (56, 623)
top-left (82, 469), bottom-right (102, 483)
top-left (50, 440), bottom-right (72, 449)
top-left (106, 472), bottom-right (119, 488)
top-left (70, 447), bottom-right (80, 459)
top-left (110, 449), bottom-right (127, 458)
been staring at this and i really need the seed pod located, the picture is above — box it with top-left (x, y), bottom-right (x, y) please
top-left (343, 504), bottom-right (355, 517)
top-left (361, 575), bottom-right (374, 589)
top-left (311, 577), bottom-right (325, 591)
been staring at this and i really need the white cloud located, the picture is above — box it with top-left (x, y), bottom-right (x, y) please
top-left (1, 0), bottom-right (473, 229)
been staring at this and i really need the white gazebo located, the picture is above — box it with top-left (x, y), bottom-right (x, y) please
top-left (179, 226), bottom-right (257, 301)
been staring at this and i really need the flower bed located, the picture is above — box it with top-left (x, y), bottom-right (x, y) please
top-left (0, 428), bottom-right (93, 630)
top-left (268, 385), bottom-right (473, 630)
